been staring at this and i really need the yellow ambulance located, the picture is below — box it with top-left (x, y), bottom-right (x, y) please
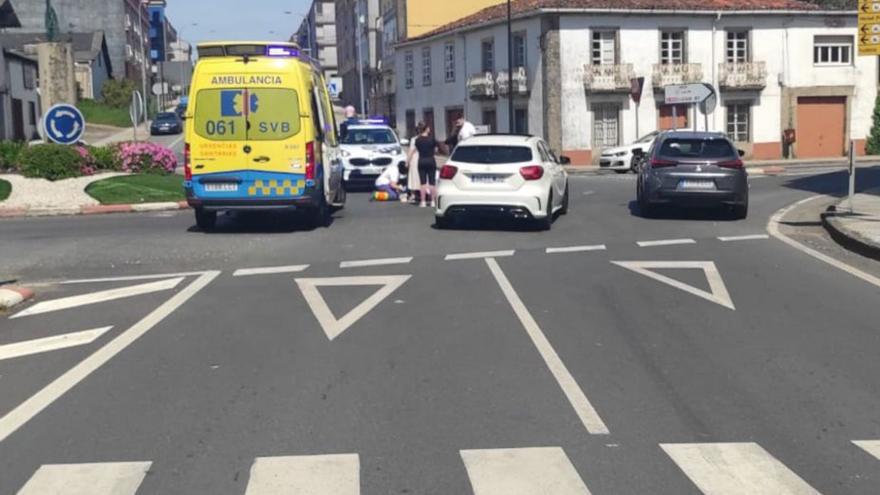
top-left (184, 42), bottom-right (344, 230)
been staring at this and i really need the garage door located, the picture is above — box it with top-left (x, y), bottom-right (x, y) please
top-left (797, 96), bottom-right (846, 158)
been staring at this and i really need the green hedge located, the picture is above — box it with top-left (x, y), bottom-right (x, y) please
top-left (18, 144), bottom-right (84, 181)
top-left (0, 178), bottom-right (10, 202)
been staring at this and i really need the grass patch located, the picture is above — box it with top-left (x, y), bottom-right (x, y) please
top-left (86, 174), bottom-right (184, 205)
top-left (77, 100), bottom-right (133, 128)
top-left (0, 178), bottom-right (10, 201)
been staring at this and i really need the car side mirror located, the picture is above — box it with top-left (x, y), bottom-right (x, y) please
top-left (737, 149), bottom-right (745, 157)
top-left (400, 138), bottom-right (409, 146)
top-left (559, 155), bottom-right (572, 165)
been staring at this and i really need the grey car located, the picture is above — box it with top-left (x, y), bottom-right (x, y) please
top-left (637, 131), bottom-right (748, 219)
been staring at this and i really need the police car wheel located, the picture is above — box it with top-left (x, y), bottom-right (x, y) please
top-left (195, 209), bottom-right (217, 231)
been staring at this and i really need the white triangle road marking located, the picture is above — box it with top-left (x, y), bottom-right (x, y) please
top-left (15, 461), bottom-right (152, 495)
top-left (853, 440), bottom-right (880, 460)
top-left (11, 277), bottom-right (184, 319)
top-left (461, 447), bottom-right (593, 495)
top-left (661, 442), bottom-right (821, 495)
top-left (0, 327), bottom-right (113, 362)
top-left (245, 454), bottom-right (360, 494)
top-left (611, 261), bottom-right (735, 310)
top-left (296, 275), bottom-right (411, 341)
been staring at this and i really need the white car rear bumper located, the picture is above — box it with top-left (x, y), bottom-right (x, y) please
top-left (435, 184), bottom-right (548, 219)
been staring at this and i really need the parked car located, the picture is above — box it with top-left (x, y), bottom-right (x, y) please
top-left (150, 112), bottom-right (183, 135)
top-left (637, 131), bottom-right (748, 219)
top-left (599, 131), bottom-right (659, 173)
top-left (435, 134), bottom-right (569, 230)
top-left (339, 123), bottom-right (408, 190)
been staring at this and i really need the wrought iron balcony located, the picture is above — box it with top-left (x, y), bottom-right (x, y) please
top-left (497, 66), bottom-right (529, 96)
top-left (467, 72), bottom-right (496, 99)
top-left (718, 62), bottom-right (767, 90)
top-left (652, 63), bottom-right (703, 88)
top-left (583, 63), bottom-right (635, 93)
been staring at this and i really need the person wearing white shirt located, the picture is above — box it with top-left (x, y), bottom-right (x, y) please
top-left (374, 163), bottom-right (405, 201)
top-left (457, 117), bottom-right (477, 143)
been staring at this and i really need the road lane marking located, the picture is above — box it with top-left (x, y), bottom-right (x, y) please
top-left (485, 258), bottom-right (609, 434)
top-left (718, 234), bottom-right (770, 242)
top-left (546, 244), bottom-right (607, 254)
top-left (233, 265), bottom-right (310, 277)
top-left (11, 277), bottom-right (184, 319)
top-left (0, 327), bottom-right (112, 362)
top-left (461, 447), bottom-right (592, 494)
top-left (340, 257), bottom-right (413, 268)
top-left (15, 461), bottom-right (152, 495)
top-left (768, 195), bottom-right (880, 290)
top-left (661, 442), bottom-right (821, 494)
top-left (637, 238), bottom-right (697, 247)
top-left (446, 250), bottom-right (515, 261)
top-left (296, 275), bottom-right (411, 341)
top-left (853, 440), bottom-right (880, 460)
top-left (245, 454), bottom-right (359, 495)
top-left (57, 271), bottom-right (207, 285)
top-left (167, 134), bottom-right (185, 151)
top-left (0, 271), bottom-right (219, 443)
top-left (612, 261), bottom-right (735, 310)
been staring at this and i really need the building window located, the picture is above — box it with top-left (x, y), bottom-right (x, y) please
top-left (383, 18), bottom-right (397, 59)
top-left (813, 35), bottom-right (853, 65)
top-left (513, 32), bottom-right (526, 68)
top-left (593, 103), bottom-right (620, 148)
top-left (481, 39), bottom-right (494, 73)
top-left (23, 65), bottom-right (36, 90)
top-left (726, 103), bottom-right (751, 142)
top-left (444, 42), bottom-right (455, 82)
top-left (514, 108), bottom-right (528, 134)
top-left (422, 46), bottom-right (432, 86)
top-left (404, 50), bottom-right (414, 89)
top-left (660, 30), bottom-right (685, 65)
top-left (405, 109), bottom-right (416, 137)
top-left (482, 108), bottom-right (497, 133)
top-left (315, 2), bottom-right (323, 14)
top-left (28, 102), bottom-right (37, 126)
top-left (726, 31), bottom-right (749, 63)
top-left (591, 31), bottom-right (616, 65)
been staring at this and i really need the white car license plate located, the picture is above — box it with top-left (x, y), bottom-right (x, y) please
top-left (470, 174), bottom-right (503, 183)
top-left (204, 183), bottom-right (238, 192)
top-left (679, 180), bottom-right (715, 190)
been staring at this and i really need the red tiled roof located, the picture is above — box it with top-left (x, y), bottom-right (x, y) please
top-left (403, 0), bottom-right (820, 43)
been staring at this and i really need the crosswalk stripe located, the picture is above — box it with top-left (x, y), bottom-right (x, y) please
top-left (853, 440), bottom-right (880, 460)
top-left (661, 442), bottom-right (821, 495)
top-left (460, 447), bottom-right (592, 494)
top-left (16, 462), bottom-right (151, 495)
top-left (245, 454), bottom-right (360, 494)
top-left (11, 277), bottom-right (184, 318)
top-left (0, 326), bottom-right (112, 361)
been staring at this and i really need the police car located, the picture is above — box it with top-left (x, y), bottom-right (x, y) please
top-left (340, 119), bottom-right (408, 189)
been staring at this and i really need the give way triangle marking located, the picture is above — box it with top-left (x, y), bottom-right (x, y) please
top-left (611, 261), bottom-right (735, 310)
top-left (296, 275), bottom-right (411, 340)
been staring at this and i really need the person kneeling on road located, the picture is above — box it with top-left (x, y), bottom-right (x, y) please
top-left (373, 163), bottom-right (407, 202)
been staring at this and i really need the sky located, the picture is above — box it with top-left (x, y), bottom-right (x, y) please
top-left (165, 0), bottom-right (312, 46)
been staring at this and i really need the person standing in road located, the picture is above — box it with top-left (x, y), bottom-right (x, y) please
top-left (339, 105), bottom-right (358, 141)
top-left (408, 123), bottom-right (445, 208)
top-left (406, 130), bottom-right (421, 204)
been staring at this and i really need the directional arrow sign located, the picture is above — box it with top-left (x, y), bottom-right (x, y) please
top-left (664, 83), bottom-right (715, 105)
top-left (296, 275), bottom-right (411, 340)
top-left (860, 0), bottom-right (880, 54)
top-left (611, 261), bottom-right (735, 310)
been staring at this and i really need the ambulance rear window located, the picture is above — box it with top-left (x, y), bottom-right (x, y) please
top-left (194, 88), bottom-right (301, 141)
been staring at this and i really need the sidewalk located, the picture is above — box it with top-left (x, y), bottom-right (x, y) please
top-left (822, 189), bottom-right (880, 260)
top-left (92, 122), bottom-right (151, 146)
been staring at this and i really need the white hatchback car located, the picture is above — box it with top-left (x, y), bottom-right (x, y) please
top-left (435, 134), bottom-right (570, 230)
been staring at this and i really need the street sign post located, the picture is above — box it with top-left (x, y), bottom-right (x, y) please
top-left (130, 91), bottom-right (144, 142)
top-left (859, 0), bottom-right (880, 55)
top-left (631, 77), bottom-right (645, 137)
top-left (848, 140), bottom-right (856, 213)
top-left (665, 83), bottom-right (716, 131)
top-left (327, 77), bottom-right (342, 100)
top-left (42, 104), bottom-right (85, 145)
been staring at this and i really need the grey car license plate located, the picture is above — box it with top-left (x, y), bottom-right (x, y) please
top-left (678, 180), bottom-right (716, 190)
top-left (204, 183), bottom-right (238, 192)
top-left (470, 174), bottom-right (503, 183)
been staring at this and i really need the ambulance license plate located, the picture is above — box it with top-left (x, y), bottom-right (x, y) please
top-left (204, 183), bottom-right (238, 192)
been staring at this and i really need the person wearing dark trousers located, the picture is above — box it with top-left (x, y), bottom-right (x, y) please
top-left (408, 123), bottom-right (446, 208)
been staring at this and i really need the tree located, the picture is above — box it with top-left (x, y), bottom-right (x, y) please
top-left (867, 94), bottom-right (880, 155)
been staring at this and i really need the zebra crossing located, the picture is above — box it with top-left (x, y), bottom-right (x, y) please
top-left (12, 440), bottom-right (880, 494)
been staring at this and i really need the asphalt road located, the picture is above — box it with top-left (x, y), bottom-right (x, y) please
top-left (2, 167), bottom-right (880, 494)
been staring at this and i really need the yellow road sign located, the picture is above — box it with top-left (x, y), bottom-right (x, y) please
top-left (859, 1), bottom-right (880, 54)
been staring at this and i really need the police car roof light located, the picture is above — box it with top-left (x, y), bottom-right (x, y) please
top-left (357, 118), bottom-right (388, 125)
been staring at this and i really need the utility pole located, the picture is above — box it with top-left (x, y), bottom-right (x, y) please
top-left (506, 0), bottom-right (514, 133)
top-left (356, 0), bottom-right (367, 116)
top-left (138, 0), bottom-right (149, 125)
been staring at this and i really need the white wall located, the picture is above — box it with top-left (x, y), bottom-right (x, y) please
top-left (5, 58), bottom-right (41, 141)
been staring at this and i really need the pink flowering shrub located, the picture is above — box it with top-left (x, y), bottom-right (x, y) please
top-left (75, 146), bottom-right (97, 176)
top-left (116, 142), bottom-right (178, 174)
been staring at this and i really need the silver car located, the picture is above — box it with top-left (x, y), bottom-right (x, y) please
top-left (637, 131), bottom-right (748, 219)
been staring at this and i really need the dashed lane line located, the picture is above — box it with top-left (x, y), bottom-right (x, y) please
top-left (718, 234), bottom-right (770, 242)
top-left (15, 461), bottom-right (152, 495)
top-left (233, 265), bottom-right (310, 277)
top-left (485, 257), bottom-right (610, 435)
top-left (461, 447), bottom-right (592, 494)
top-left (853, 440), bottom-right (880, 460)
top-left (446, 250), bottom-right (516, 261)
top-left (339, 257), bottom-right (413, 269)
top-left (245, 454), bottom-right (360, 495)
top-left (637, 238), bottom-right (697, 248)
top-left (546, 245), bottom-right (607, 254)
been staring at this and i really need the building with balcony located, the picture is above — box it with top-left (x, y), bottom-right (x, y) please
top-left (293, 0), bottom-right (338, 86)
top-left (395, 0), bottom-right (876, 163)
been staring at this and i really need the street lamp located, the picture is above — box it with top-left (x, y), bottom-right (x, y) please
top-left (506, 0), bottom-right (514, 134)
top-left (356, 0), bottom-right (367, 115)
top-left (138, 0), bottom-right (149, 125)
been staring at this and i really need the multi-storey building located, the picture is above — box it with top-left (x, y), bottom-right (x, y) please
top-left (336, 0), bottom-right (380, 113)
top-left (293, 1), bottom-right (339, 87)
top-left (395, 0), bottom-right (877, 163)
